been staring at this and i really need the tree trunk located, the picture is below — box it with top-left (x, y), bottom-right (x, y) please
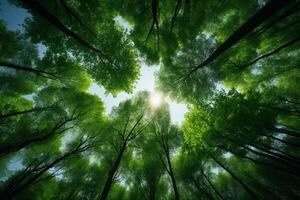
top-left (217, 145), bottom-right (299, 177)
top-left (271, 127), bottom-right (300, 138)
top-left (199, 167), bottom-right (226, 200)
top-left (149, 184), bottom-right (156, 200)
top-left (18, 0), bottom-right (110, 62)
top-left (0, 107), bottom-right (46, 120)
top-left (188, 0), bottom-right (292, 75)
top-left (0, 144), bottom-right (84, 200)
top-left (252, 2), bottom-right (300, 36)
top-left (0, 61), bottom-right (56, 79)
top-left (224, 136), bottom-right (300, 172)
top-left (190, 177), bottom-right (215, 200)
top-left (0, 118), bottom-right (73, 156)
top-left (98, 141), bottom-right (127, 200)
top-left (240, 34), bottom-right (300, 69)
top-left (266, 134), bottom-right (300, 149)
top-left (211, 156), bottom-right (258, 200)
top-left (165, 151), bottom-right (180, 200)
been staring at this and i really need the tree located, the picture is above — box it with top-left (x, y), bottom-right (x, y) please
top-left (98, 92), bottom-right (150, 200)
top-left (151, 104), bottom-right (183, 200)
top-left (1, 0), bottom-right (300, 199)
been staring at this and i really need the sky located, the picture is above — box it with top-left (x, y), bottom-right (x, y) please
top-left (0, 0), bottom-right (189, 125)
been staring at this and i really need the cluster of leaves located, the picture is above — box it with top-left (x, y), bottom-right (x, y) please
top-left (1, 0), bottom-right (300, 199)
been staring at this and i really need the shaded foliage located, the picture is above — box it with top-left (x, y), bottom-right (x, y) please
top-left (1, 0), bottom-right (300, 199)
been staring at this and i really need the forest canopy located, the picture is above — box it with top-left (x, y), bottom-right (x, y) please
top-left (0, 0), bottom-right (300, 199)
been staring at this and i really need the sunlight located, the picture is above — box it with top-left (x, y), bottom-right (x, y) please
top-left (150, 92), bottom-right (163, 108)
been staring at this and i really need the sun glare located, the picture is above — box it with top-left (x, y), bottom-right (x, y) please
top-left (150, 92), bottom-right (163, 108)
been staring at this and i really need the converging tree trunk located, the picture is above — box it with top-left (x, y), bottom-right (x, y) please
top-left (98, 115), bottom-right (145, 200)
top-left (18, 0), bottom-right (111, 64)
top-left (186, 0), bottom-right (292, 77)
top-left (0, 137), bottom-right (92, 200)
top-left (211, 156), bottom-right (258, 200)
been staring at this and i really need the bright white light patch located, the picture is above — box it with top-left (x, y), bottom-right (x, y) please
top-left (150, 92), bottom-right (163, 108)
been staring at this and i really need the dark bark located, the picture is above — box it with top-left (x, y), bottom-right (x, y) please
top-left (165, 150), bottom-right (180, 200)
top-left (186, 0), bottom-right (292, 76)
top-left (246, 140), bottom-right (300, 165)
top-left (98, 115), bottom-right (144, 200)
top-left (247, 174), bottom-right (281, 200)
top-left (230, 136), bottom-right (300, 173)
top-left (58, 0), bottom-right (96, 37)
top-left (271, 127), bottom-right (300, 138)
top-left (268, 18), bottom-right (300, 37)
top-left (146, 0), bottom-right (159, 49)
top-left (0, 117), bottom-right (75, 156)
top-left (252, 2), bottom-right (300, 37)
top-left (0, 138), bottom-right (91, 200)
top-left (0, 107), bottom-right (48, 120)
top-left (18, 0), bottom-right (111, 63)
top-left (224, 135), bottom-right (300, 170)
top-left (259, 102), bottom-right (300, 117)
top-left (190, 177), bottom-right (215, 200)
top-left (147, 178), bottom-right (158, 200)
top-left (211, 156), bottom-right (258, 200)
top-left (217, 144), bottom-right (299, 177)
top-left (239, 35), bottom-right (300, 69)
top-left (98, 141), bottom-right (127, 200)
top-left (0, 61), bottom-right (59, 79)
top-left (158, 128), bottom-right (180, 200)
top-left (199, 167), bottom-right (226, 200)
top-left (265, 134), bottom-right (300, 149)
top-left (170, 0), bottom-right (182, 30)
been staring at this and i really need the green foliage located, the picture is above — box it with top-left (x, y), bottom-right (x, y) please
top-left (1, 0), bottom-right (300, 199)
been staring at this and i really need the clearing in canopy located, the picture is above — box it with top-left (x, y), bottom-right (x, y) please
top-left (0, 0), bottom-right (300, 199)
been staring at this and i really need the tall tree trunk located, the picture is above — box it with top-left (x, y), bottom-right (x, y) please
top-left (18, 0), bottom-right (111, 63)
top-left (224, 136), bottom-right (300, 172)
top-left (240, 34), bottom-right (300, 69)
top-left (149, 183), bottom-right (156, 200)
top-left (211, 156), bottom-right (258, 200)
top-left (98, 141), bottom-right (127, 200)
top-left (186, 0), bottom-right (292, 76)
top-left (0, 141), bottom-right (87, 200)
top-left (252, 2), bottom-right (300, 36)
top-left (271, 127), bottom-right (300, 138)
top-left (266, 134), bottom-right (300, 149)
top-left (190, 177), bottom-right (215, 200)
top-left (217, 144), bottom-right (299, 177)
top-left (199, 166), bottom-right (226, 200)
top-left (0, 107), bottom-right (47, 120)
top-left (247, 174), bottom-right (281, 200)
top-left (0, 117), bottom-right (74, 156)
top-left (0, 61), bottom-right (57, 79)
top-left (246, 140), bottom-right (300, 167)
top-left (268, 19), bottom-right (300, 37)
top-left (165, 151), bottom-right (180, 200)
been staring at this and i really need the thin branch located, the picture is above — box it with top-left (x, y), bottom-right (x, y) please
top-left (145, 0), bottom-right (160, 49)
top-left (239, 35), bottom-right (300, 69)
top-left (170, 0), bottom-right (182, 31)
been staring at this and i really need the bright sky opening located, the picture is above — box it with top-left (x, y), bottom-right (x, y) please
top-left (0, 0), bottom-right (188, 125)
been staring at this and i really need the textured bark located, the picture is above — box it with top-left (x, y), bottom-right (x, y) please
top-left (98, 141), bottom-right (127, 200)
top-left (211, 156), bottom-right (258, 199)
top-left (0, 139), bottom-right (90, 200)
top-left (0, 118), bottom-right (74, 156)
top-left (18, 0), bottom-right (111, 62)
top-left (252, 2), bottom-right (300, 36)
top-left (165, 151), bottom-right (180, 200)
top-left (239, 35), bottom-right (300, 69)
top-left (186, 0), bottom-right (293, 76)
top-left (0, 61), bottom-right (58, 79)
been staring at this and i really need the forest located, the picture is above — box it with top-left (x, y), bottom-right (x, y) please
top-left (0, 0), bottom-right (300, 199)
